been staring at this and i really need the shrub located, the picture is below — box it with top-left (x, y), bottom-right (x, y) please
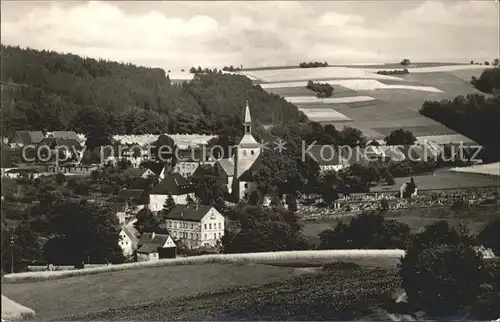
top-left (400, 59), bottom-right (411, 66)
top-left (485, 61), bottom-right (490, 66)
top-left (401, 244), bottom-right (486, 315)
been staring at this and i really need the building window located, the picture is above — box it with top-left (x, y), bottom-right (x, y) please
top-left (191, 223), bottom-right (194, 229)
top-left (190, 233), bottom-right (193, 239)
top-left (214, 233), bottom-right (216, 239)
top-left (251, 150), bottom-right (254, 155)
top-left (219, 232), bottom-right (221, 238)
top-left (204, 234), bottom-right (207, 240)
top-left (204, 224), bottom-right (207, 229)
top-left (218, 223), bottom-right (221, 229)
top-left (168, 222), bottom-right (172, 228)
top-left (244, 183), bottom-right (248, 189)
top-left (243, 150), bottom-right (247, 156)
top-left (209, 223), bottom-right (212, 229)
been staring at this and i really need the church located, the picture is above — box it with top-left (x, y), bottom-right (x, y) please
top-left (215, 101), bottom-right (262, 201)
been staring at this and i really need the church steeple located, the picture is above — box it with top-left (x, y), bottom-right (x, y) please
top-left (244, 100), bottom-right (251, 134)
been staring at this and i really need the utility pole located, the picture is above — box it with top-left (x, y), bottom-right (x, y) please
top-left (10, 235), bottom-right (14, 274)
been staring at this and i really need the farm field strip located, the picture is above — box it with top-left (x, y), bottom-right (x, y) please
top-left (415, 134), bottom-right (478, 145)
top-left (364, 65), bottom-right (495, 73)
top-left (450, 162), bottom-right (500, 177)
top-left (3, 249), bottom-right (405, 282)
top-left (286, 95), bottom-right (375, 104)
top-left (242, 67), bottom-right (404, 82)
top-left (262, 79), bottom-right (442, 93)
top-left (298, 109), bottom-right (352, 122)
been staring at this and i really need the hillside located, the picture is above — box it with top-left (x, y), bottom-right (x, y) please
top-left (0, 45), bottom-right (306, 138)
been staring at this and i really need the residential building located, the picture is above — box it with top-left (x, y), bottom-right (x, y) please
top-left (165, 205), bottom-right (225, 248)
top-left (143, 161), bottom-right (168, 179)
top-left (118, 189), bottom-right (149, 212)
top-left (136, 232), bottom-right (177, 261)
top-left (149, 173), bottom-right (195, 210)
top-left (118, 224), bottom-right (139, 257)
top-left (215, 158), bottom-right (235, 193)
top-left (122, 167), bottom-right (156, 179)
top-left (9, 131), bottom-right (44, 148)
top-left (46, 131), bottom-right (80, 141)
top-left (173, 148), bottom-right (215, 178)
top-left (306, 145), bottom-right (349, 173)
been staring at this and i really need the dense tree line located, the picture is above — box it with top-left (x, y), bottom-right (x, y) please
top-left (420, 93), bottom-right (500, 161)
top-left (1, 45), bottom-right (306, 140)
top-left (299, 61), bottom-right (328, 68)
top-left (306, 80), bottom-right (334, 97)
top-left (376, 69), bottom-right (409, 75)
top-left (470, 67), bottom-right (500, 94)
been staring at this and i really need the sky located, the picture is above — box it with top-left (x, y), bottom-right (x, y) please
top-left (1, 1), bottom-right (499, 70)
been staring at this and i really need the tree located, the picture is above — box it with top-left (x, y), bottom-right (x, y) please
top-left (403, 244), bottom-right (486, 316)
top-left (55, 172), bottom-right (67, 185)
top-left (318, 211), bottom-right (410, 250)
top-left (134, 207), bottom-right (168, 235)
top-left (222, 205), bottom-right (308, 253)
top-left (190, 165), bottom-right (228, 209)
top-left (485, 61), bottom-right (490, 66)
top-left (152, 134), bottom-right (177, 166)
top-left (161, 193), bottom-right (176, 218)
top-left (493, 58), bottom-right (499, 66)
top-left (384, 129), bottom-right (417, 146)
top-left (399, 221), bottom-right (480, 315)
top-left (400, 58), bottom-right (411, 66)
top-left (379, 198), bottom-right (389, 212)
top-left (43, 201), bottom-right (124, 267)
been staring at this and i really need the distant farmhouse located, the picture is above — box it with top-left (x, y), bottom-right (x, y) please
top-left (136, 232), bottom-right (177, 261)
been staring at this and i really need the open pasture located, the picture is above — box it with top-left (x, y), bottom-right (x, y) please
top-left (242, 67), bottom-right (404, 83)
top-left (1, 263), bottom-right (302, 320)
top-left (415, 134), bottom-right (478, 145)
top-left (265, 86), bottom-right (316, 97)
top-left (374, 124), bottom-right (457, 137)
top-left (402, 71), bottom-right (488, 97)
top-left (285, 95), bottom-right (375, 104)
top-left (297, 107), bottom-right (352, 122)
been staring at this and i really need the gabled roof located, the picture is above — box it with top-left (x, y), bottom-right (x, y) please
top-left (238, 133), bottom-right (260, 149)
top-left (10, 131), bottom-right (44, 145)
top-left (165, 205), bottom-right (214, 222)
top-left (118, 189), bottom-right (149, 205)
top-left (39, 138), bottom-right (82, 150)
top-left (216, 158), bottom-right (235, 176)
top-left (151, 173), bottom-right (192, 195)
top-left (238, 155), bottom-right (265, 182)
top-left (137, 232), bottom-right (174, 253)
top-left (144, 161), bottom-right (166, 176)
top-left (48, 131), bottom-right (79, 141)
top-left (121, 224), bottom-right (139, 245)
top-left (122, 167), bottom-right (150, 177)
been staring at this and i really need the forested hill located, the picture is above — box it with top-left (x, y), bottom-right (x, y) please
top-left (0, 45), bottom-right (306, 138)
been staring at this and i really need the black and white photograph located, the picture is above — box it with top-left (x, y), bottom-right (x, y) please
top-left (1, 1), bottom-right (499, 321)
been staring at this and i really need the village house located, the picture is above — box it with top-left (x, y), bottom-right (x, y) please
top-left (47, 163), bottom-right (97, 175)
top-left (214, 158), bottom-right (235, 193)
top-left (165, 205), bottom-right (225, 249)
top-left (121, 167), bottom-right (156, 179)
top-left (172, 148), bottom-right (216, 178)
top-left (143, 161), bottom-right (168, 180)
top-left (307, 145), bottom-right (350, 173)
top-left (118, 189), bottom-right (149, 212)
top-left (136, 232), bottom-right (177, 261)
top-left (9, 131), bottom-right (44, 148)
top-left (149, 173), bottom-right (195, 211)
top-left (46, 131), bottom-right (80, 141)
top-left (118, 224), bottom-right (139, 257)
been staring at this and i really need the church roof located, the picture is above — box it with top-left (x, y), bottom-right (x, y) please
top-left (238, 133), bottom-right (260, 148)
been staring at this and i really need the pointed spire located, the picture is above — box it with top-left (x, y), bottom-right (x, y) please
top-left (244, 100), bottom-right (251, 124)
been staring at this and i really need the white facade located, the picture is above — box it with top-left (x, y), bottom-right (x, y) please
top-left (149, 193), bottom-right (195, 211)
top-left (319, 164), bottom-right (349, 173)
top-left (166, 207), bottom-right (225, 248)
top-left (118, 229), bottom-right (136, 257)
top-left (137, 252), bottom-right (159, 262)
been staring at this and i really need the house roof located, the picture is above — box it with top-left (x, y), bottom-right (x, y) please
top-left (165, 205), bottom-right (213, 222)
top-left (11, 131), bottom-right (44, 145)
top-left (122, 167), bottom-right (149, 177)
top-left (121, 224), bottom-right (139, 245)
top-left (118, 189), bottom-right (149, 205)
top-left (238, 155), bottom-right (265, 181)
top-left (110, 202), bottom-right (127, 213)
top-left (238, 133), bottom-right (260, 148)
top-left (48, 131), bottom-right (79, 141)
top-left (39, 138), bottom-right (82, 150)
top-left (151, 173), bottom-right (192, 195)
top-left (217, 158), bottom-right (235, 176)
top-left (137, 232), bottom-right (174, 253)
top-left (144, 161), bottom-right (166, 176)
top-left (177, 148), bottom-right (213, 162)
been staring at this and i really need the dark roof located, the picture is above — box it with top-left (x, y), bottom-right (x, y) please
top-left (5, 168), bottom-right (40, 174)
top-left (118, 189), bottom-right (149, 205)
top-left (216, 158), bottom-right (234, 176)
top-left (238, 155), bottom-right (266, 182)
top-left (39, 138), bottom-right (82, 150)
top-left (144, 161), bottom-right (166, 176)
top-left (122, 167), bottom-right (149, 177)
top-left (48, 131), bottom-right (79, 140)
top-left (165, 205), bottom-right (213, 222)
top-left (151, 173), bottom-right (192, 195)
top-left (11, 131), bottom-right (44, 145)
top-left (177, 148), bottom-right (213, 162)
top-left (137, 233), bottom-right (174, 253)
top-left (110, 202), bottom-right (127, 213)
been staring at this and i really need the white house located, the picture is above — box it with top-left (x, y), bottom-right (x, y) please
top-left (118, 224), bottom-right (139, 257)
top-left (149, 173), bottom-right (195, 211)
top-left (165, 205), bottom-right (225, 249)
top-left (306, 145), bottom-right (350, 173)
top-left (173, 148), bottom-right (216, 178)
top-left (136, 232), bottom-right (177, 261)
top-left (122, 167), bottom-right (156, 179)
